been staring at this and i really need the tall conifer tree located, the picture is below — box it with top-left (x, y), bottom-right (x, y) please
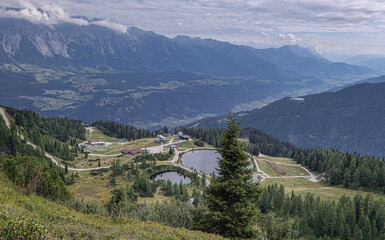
top-left (205, 112), bottom-right (262, 238)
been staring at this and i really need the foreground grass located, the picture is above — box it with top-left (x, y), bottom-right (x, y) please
top-left (0, 173), bottom-right (225, 240)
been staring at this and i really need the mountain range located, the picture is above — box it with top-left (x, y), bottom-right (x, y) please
top-left (189, 81), bottom-right (385, 157)
top-left (0, 15), bottom-right (376, 128)
top-left (344, 54), bottom-right (385, 73)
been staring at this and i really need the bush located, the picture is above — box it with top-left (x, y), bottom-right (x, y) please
top-left (154, 153), bottom-right (172, 161)
top-left (0, 217), bottom-right (61, 239)
top-left (194, 139), bottom-right (204, 147)
top-left (90, 168), bottom-right (109, 176)
top-left (0, 155), bottom-right (71, 201)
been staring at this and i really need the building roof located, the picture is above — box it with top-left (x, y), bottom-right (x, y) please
top-left (121, 149), bottom-right (142, 155)
top-left (170, 145), bottom-right (177, 148)
top-left (88, 139), bottom-right (100, 143)
top-left (121, 149), bottom-right (130, 154)
top-left (129, 149), bottom-right (142, 155)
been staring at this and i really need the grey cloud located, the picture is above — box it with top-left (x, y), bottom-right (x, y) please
top-left (2, 0), bottom-right (385, 56)
top-left (0, 0), bottom-right (128, 33)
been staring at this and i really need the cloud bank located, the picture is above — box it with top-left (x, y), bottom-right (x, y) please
top-left (0, 0), bottom-right (128, 33)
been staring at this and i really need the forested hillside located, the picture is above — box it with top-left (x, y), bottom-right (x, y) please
top-left (294, 148), bottom-right (385, 192)
top-left (4, 107), bottom-right (86, 161)
top-left (258, 184), bottom-right (385, 240)
top-left (92, 120), bottom-right (153, 140)
top-left (191, 81), bottom-right (385, 157)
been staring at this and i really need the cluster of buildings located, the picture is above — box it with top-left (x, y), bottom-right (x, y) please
top-left (87, 139), bottom-right (105, 146)
top-left (156, 132), bottom-right (189, 143)
top-left (178, 132), bottom-right (189, 140)
top-left (82, 132), bottom-right (190, 157)
top-left (80, 139), bottom-right (105, 149)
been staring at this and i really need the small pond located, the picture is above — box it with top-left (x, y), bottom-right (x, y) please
top-left (152, 171), bottom-right (191, 185)
top-left (181, 150), bottom-right (221, 175)
top-left (181, 150), bottom-right (256, 179)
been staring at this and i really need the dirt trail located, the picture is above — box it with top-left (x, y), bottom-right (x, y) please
top-left (0, 108), bottom-right (10, 128)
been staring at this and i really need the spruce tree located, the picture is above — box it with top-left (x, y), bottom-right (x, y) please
top-left (204, 112), bottom-right (262, 238)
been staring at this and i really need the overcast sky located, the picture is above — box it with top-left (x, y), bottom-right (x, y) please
top-left (2, 0), bottom-right (385, 61)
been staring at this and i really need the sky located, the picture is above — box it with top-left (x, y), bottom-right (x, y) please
top-left (2, 0), bottom-right (385, 61)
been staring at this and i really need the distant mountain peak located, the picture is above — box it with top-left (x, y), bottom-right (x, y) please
top-left (278, 45), bottom-right (329, 62)
top-left (173, 35), bottom-right (233, 48)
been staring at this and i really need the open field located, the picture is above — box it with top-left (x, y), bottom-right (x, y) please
top-left (87, 128), bottom-right (122, 142)
top-left (261, 178), bottom-right (385, 201)
top-left (260, 156), bottom-right (297, 164)
top-left (178, 140), bottom-right (197, 149)
top-left (67, 154), bottom-right (130, 169)
top-left (256, 158), bottom-right (279, 177)
top-left (67, 170), bottom-right (124, 204)
top-left (123, 138), bottom-right (158, 151)
top-left (87, 139), bottom-right (157, 155)
top-left (277, 164), bottom-right (310, 176)
top-left (178, 139), bottom-right (214, 150)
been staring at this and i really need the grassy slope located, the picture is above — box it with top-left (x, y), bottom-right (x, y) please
top-left (276, 164), bottom-right (310, 176)
top-left (256, 158), bottom-right (278, 177)
top-left (178, 139), bottom-right (214, 150)
top-left (260, 156), bottom-right (296, 164)
top-left (258, 155), bottom-right (385, 201)
top-left (0, 172), bottom-right (224, 240)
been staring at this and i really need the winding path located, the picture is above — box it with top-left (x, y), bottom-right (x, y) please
top-left (0, 108), bottom-right (10, 128)
top-left (252, 156), bottom-right (269, 182)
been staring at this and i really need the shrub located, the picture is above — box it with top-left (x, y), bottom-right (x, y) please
top-left (194, 139), bottom-right (204, 147)
top-left (0, 217), bottom-right (61, 239)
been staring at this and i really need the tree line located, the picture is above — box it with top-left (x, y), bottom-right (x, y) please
top-left (258, 183), bottom-right (385, 240)
top-left (7, 108), bottom-right (86, 142)
top-left (294, 148), bottom-right (385, 193)
top-left (92, 120), bottom-right (154, 140)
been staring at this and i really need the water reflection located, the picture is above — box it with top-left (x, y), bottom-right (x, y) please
top-left (181, 150), bottom-right (256, 178)
top-left (152, 171), bottom-right (191, 184)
